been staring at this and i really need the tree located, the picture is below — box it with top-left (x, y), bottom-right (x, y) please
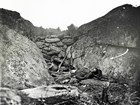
top-left (67, 24), bottom-right (78, 37)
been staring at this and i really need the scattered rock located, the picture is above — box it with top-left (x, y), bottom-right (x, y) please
top-left (51, 43), bottom-right (57, 46)
top-left (47, 50), bottom-right (60, 56)
top-left (63, 45), bottom-right (68, 49)
top-left (43, 47), bottom-right (51, 51)
top-left (45, 38), bottom-right (60, 43)
top-left (75, 68), bottom-right (92, 80)
top-left (79, 79), bottom-right (109, 96)
top-left (56, 34), bottom-right (65, 40)
top-left (57, 41), bottom-right (64, 47)
top-left (0, 87), bottom-right (21, 105)
top-left (55, 73), bottom-right (71, 83)
top-left (35, 41), bottom-right (44, 48)
top-left (80, 79), bottom-right (109, 87)
top-left (42, 54), bottom-right (51, 60)
top-left (44, 42), bottom-right (50, 47)
top-left (59, 66), bottom-right (69, 72)
top-left (50, 45), bottom-right (61, 52)
top-left (62, 38), bottom-right (74, 46)
top-left (49, 63), bottom-right (58, 71)
top-left (35, 36), bottom-right (46, 42)
top-left (63, 36), bottom-right (72, 38)
top-left (50, 34), bottom-right (59, 38)
top-left (69, 78), bottom-right (78, 84)
top-left (58, 51), bottom-right (66, 58)
top-left (41, 49), bottom-right (48, 54)
top-left (51, 56), bottom-right (62, 64)
top-left (62, 59), bottom-right (71, 67)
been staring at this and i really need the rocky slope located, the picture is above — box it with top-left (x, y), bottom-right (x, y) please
top-left (0, 24), bottom-right (53, 89)
top-left (71, 4), bottom-right (140, 93)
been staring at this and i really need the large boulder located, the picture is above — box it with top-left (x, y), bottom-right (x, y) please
top-left (0, 85), bottom-right (79, 105)
top-left (73, 43), bottom-right (140, 81)
top-left (0, 24), bottom-right (53, 89)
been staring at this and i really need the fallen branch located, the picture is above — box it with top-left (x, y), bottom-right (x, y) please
top-left (57, 46), bottom-right (72, 72)
top-left (110, 48), bottom-right (129, 60)
top-left (57, 53), bottom-right (68, 72)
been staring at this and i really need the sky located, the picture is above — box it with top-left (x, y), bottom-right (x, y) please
top-left (0, 0), bottom-right (140, 30)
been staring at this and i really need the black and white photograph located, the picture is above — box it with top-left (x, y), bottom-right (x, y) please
top-left (0, 0), bottom-right (140, 105)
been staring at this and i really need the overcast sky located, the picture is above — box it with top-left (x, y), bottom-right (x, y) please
top-left (0, 0), bottom-right (140, 30)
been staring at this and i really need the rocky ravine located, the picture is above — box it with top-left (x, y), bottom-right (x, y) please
top-left (1, 4), bottom-right (140, 105)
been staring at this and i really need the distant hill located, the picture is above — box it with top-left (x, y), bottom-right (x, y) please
top-left (0, 8), bottom-right (62, 41)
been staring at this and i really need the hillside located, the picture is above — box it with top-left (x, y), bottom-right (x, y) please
top-left (77, 4), bottom-right (140, 48)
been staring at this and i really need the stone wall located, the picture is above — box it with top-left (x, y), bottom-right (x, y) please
top-left (35, 34), bottom-right (75, 63)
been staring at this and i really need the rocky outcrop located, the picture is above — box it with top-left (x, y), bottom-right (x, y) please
top-left (0, 8), bottom-right (37, 41)
top-left (73, 43), bottom-right (140, 82)
top-left (0, 24), bottom-right (53, 89)
top-left (77, 4), bottom-right (140, 48)
top-left (71, 4), bottom-right (140, 91)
